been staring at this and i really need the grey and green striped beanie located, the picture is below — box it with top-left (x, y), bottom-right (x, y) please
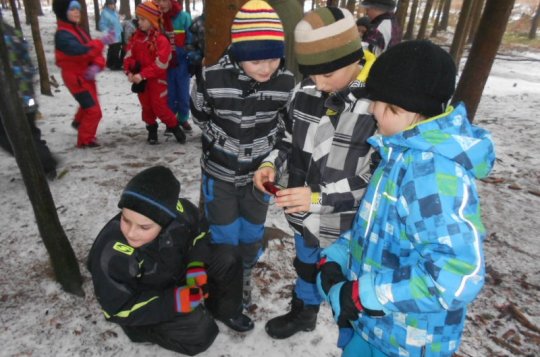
top-left (294, 7), bottom-right (363, 76)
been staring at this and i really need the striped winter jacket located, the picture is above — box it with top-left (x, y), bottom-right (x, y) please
top-left (362, 12), bottom-right (401, 56)
top-left (264, 77), bottom-right (377, 247)
top-left (190, 54), bottom-right (295, 186)
top-left (322, 104), bottom-right (496, 356)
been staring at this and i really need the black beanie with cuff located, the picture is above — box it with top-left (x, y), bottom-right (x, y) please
top-left (118, 166), bottom-right (180, 227)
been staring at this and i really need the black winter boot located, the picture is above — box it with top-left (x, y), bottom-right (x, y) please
top-left (146, 124), bottom-right (158, 145)
top-left (265, 293), bottom-right (319, 339)
top-left (168, 125), bottom-right (186, 144)
top-left (218, 313), bottom-right (254, 333)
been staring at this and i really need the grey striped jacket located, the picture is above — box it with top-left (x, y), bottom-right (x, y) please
top-left (190, 54), bottom-right (295, 187)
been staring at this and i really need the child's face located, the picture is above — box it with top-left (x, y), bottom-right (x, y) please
top-left (309, 62), bottom-right (361, 93)
top-left (157, 0), bottom-right (172, 13)
top-left (137, 16), bottom-right (152, 32)
top-left (67, 8), bottom-right (81, 24)
top-left (240, 59), bottom-right (281, 83)
top-left (369, 101), bottom-right (421, 136)
top-left (120, 208), bottom-right (162, 248)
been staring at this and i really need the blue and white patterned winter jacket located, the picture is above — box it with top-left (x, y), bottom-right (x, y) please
top-left (322, 104), bottom-right (496, 356)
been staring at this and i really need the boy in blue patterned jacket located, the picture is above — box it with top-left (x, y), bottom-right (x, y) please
top-left (317, 40), bottom-right (495, 356)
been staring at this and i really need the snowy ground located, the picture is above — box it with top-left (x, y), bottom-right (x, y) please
top-left (1, 6), bottom-right (540, 357)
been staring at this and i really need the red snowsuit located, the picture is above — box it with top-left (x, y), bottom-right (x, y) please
top-left (54, 20), bottom-right (105, 146)
top-left (123, 29), bottom-right (177, 128)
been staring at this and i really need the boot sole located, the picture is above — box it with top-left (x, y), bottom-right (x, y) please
top-left (265, 325), bottom-right (315, 339)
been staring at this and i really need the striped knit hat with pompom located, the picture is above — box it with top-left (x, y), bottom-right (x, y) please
top-left (230, 0), bottom-right (284, 62)
top-left (294, 7), bottom-right (363, 75)
top-left (136, 1), bottom-right (161, 30)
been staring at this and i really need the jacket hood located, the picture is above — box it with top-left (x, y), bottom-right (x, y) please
top-left (53, 0), bottom-right (71, 21)
top-left (370, 103), bottom-right (495, 179)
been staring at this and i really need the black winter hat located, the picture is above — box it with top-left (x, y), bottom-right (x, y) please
top-left (118, 166), bottom-right (180, 227)
top-left (366, 40), bottom-right (456, 118)
top-left (360, 0), bottom-right (396, 12)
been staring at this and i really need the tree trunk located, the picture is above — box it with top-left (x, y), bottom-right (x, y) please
top-left (395, 0), bottom-right (410, 35)
top-left (453, 0), bottom-right (515, 122)
top-left (467, 0), bottom-right (485, 43)
top-left (449, 0), bottom-right (474, 67)
top-left (439, 0), bottom-right (451, 30)
top-left (77, 0), bottom-right (90, 34)
top-left (528, 1), bottom-right (540, 39)
top-left (93, 0), bottom-right (100, 31)
top-left (346, 0), bottom-right (356, 14)
top-left (185, 0), bottom-right (191, 13)
top-left (404, 0), bottom-right (419, 40)
top-left (205, 0), bottom-right (247, 66)
top-left (35, 0), bottom-right (42, 15)
top-left (430, 0), bottom-right (444, 37)
top-left (417, 0), bottom-right (435, 39)
top-left (23, 0), bottom-right (52, 95)
top-left (0, 26), bottom-right (85, 298)
top-left (119, 0), bottom-right (132, 19)
top-left (9, 0), bottom-right (22, 31)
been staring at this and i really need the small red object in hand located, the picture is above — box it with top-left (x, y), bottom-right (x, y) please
top-left (263, 181), bottom-right (282, 195)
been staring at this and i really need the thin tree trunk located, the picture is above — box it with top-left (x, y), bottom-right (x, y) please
top-left (134, 0), bottom-right (141, 8)
top-left (346, 0), bottom-right (356, 14)
top-left (93, 0), bottom-right (100, 31)
top-left (453, 0), bottom-right (516, 121)
top-left (0, 26), bottom-right (84, 298)
top-left (77, 0), bottom-right (90, 34)
top-left (449, 0), bottom-right (474, 67)
top-left (396, 0), bottom-right (410, 35)
top-left (528, 1), bottom-right (540, 39)
top-left (119, 0), bottom-right (131, 19)
top-left (23, 0), bottom-right (52, 95)
top-left (9, 0), bottom-right (22, 31)
top-left (185, 0), bottom-right (190, 13)
top-left (467, 0), bottom-right (484, 43)
top-left (439, 0), bottom-right (451, 30)
top-left (404, 0), bottom-right (419, 40)
top-left (430, 0), bottom-right (444, 37)
top-left (417, 0), bottom-right (435, 39)
top-left (205, 0), bottom-right (247, 66)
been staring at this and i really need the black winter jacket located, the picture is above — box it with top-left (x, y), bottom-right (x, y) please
top-left (87, 198), bottom-right (209, 326)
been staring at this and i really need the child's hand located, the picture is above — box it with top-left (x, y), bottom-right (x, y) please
top-left (253, 165), bottom-right (276, 194)
top-left (127, 73), bottom-right (134, 82)
top-left (275, 186), bottom-right (311, 214)
top-left (186, 262), bottom-right (208, 299)
top-left (132, 73), bottom-right (143, 84)
top-left (174, 285), bottom-right (204, 313)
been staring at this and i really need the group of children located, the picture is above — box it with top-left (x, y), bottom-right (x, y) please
top-left (67, 0), bottom-right (496, 356)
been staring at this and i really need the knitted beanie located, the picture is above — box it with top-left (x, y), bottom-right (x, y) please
top-left (294, 7), bottom-right (363, 76)
top-left (366, 40), bottom-right (456, 118)
top-left (230, 0), bottom-right (285, 62)
top-left (360, 0), bottom-right (397, 12)
top-left (136, 1), bottom-right (161, 30)
top-left (118, 166), bottom-right (180, 227)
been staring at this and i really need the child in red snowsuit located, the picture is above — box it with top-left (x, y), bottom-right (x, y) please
top-left (53, 0), bottom-right (112, 148)
top-left (123, 1), bottom-right (186, 145)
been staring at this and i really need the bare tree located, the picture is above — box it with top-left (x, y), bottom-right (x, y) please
top-left (93, 0), bottom-right (100, 31)
top-left (9, 0), bottom-right (22, 31)
top-left (346, 0), bottom-right (356, 14)
top-left (417, 0), bottom-right (435, 39)
top-left (205, 0), bottom-right (247, 66)
top-left (185, 0), bottom-right (190, 13)
top-left (119, 0), bottom-right (132, 19)
top-left (449, 0), bottom-right (474, 67)
top-left (453, 0), bottom-right (516, 121)
top-left (77, 0), bottom-right (90, 34)
top-left (439, 0), bottom-right (451, 30)
top-left (430, 0), bottom-right (444, 37)
top-left (395, 0), bottom-right (410, 34)
top-left (22, 0), bottom-right (52, 95)
top-left (529, 1), bottom-right (540, 39)
top-left (0, 25), bottom-right (84, 298)
top-left (404, 0), bottom-right (419, 40)
top-left (467, 0), bottom-right (485, 43)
